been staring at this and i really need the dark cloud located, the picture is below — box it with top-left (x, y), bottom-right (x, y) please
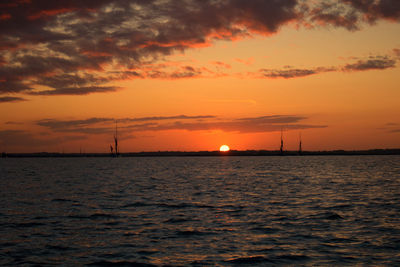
top-left (0, 0), bottom-right (300, 96)
top-left (307, 0), bottom-right (400, 30)
top-left (343, 56), bottom-right (396, 71)
top-left (0, 80), bottom-right (32, 94)
top-left (309, 1), bottom-right (360, 30)
top-left (257, 55), bottom-right (395, 79)
top-left (0, 96), bottom-right (27, 103)
top-left (342, 0), bottom-right (400, 22)
top-left (260, 68), bottom-right (322, 79)
top-left (28, 86), bottom-right (121, 95)
top-left (1, 0), bottom-right (399, 98)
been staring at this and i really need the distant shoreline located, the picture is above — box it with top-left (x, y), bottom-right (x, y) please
top-left (2, 149), bottom-right (400, 157)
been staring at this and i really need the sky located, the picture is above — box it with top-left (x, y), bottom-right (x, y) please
top-left (0, 0), bottom-right (400, 153)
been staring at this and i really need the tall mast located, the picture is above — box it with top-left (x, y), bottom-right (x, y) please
top-left (299, 132), bottom-right (302, 155)
top-left (280, 128), bottom-right (284, 155)
top-left (114, 120), bottom-right (119, 156)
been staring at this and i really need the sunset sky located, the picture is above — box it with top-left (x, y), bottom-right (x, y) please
top-left (1, 0), bottom-right (399, 153)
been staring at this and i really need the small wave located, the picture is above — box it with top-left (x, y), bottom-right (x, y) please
top-left (32, 216), bottom-right (48, 220)
top-left (66, 213), bottom-right (119, 220)
top-left (0, 242), bottom-right (16, 247)
top-left (225, 256), bottom-right (272, 264)
top-left (122, 201), bottom-right (214, 209)
top-left (158, 203), bottom-right (191, 209)
top-left (137, 250), bottom-right (158, 255)
top-left (326, 204), bottom-right (352, 210)
top-left (89, 213), bottom-right (119, 219)
top-left (158, 203), bottom-right (213, 209)
top-left (86, 260), bottom-right (157, 266)
top-left (324, 212), bottom-right (343, 220)
top-left (308, 211), bottom-right (343, 220)
top-left (13, 222), bottom-right (45, 228)
top-left (250, 226), bottom-right (279, 233)
top-left (164, 217), bottom-right (191, 224)
top-left (45, 244), bottom-right (75, 251)
top-left (276, 254), bottom-right (310, 262)
top-left (121, 202), bottom-right (151, 208)
top-left (176, 229), bottom-right (212, 237)
top-left (51, 198), bottom-right (74, 202)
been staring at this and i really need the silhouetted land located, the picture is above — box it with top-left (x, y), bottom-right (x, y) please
top-left (2, 149), bottom-right (400, 157)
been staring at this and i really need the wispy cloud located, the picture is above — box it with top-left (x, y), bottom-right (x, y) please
top-left (0, 96), bottom-right (27, 103)
top-left (35, 114), bottom-right (326, 135)
top-left (256, 55), bottom-right (396, 79)
top-left (379, 122), bottom-right (400, 133)
top-left (260, 67), bottom-right (334, 79)
top-left (0, 130), bottom-right (85, 147)
top-left (342, 56), bottom-right (396, 71)
top-left (28, 86), bottom-right (121, 96)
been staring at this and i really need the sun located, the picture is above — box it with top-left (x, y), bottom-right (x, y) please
top-left (219, 145), bottom-right (230, 152)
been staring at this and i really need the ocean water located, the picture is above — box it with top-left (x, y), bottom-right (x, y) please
top-left (0, 156), bottom-right (400, 266)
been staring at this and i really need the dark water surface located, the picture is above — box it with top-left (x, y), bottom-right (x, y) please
top-left (1, 156), bottom-right (400, 266)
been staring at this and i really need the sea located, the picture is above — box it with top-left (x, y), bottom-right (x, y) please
top-left (0, 156), bottom-right (399, 266)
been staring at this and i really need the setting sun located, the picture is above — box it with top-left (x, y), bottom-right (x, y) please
top-left (219, 145), bottom-right (230, 152)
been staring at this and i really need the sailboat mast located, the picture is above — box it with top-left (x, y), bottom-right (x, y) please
top-left (280, 129), bottom-right (284, 155)
top-left (114, 120), bottom-right (119, 156)
top-left (299, 132), bottom-right (302, 155)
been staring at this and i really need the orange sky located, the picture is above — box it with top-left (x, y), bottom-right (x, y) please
top-left (1, 0), bottom-right (400, 152)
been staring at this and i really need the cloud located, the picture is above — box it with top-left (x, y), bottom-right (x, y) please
top-left (210, 61), bottom-right (232, 69)
top-left (343, 56), bottom-right (396, 71)
top-left (124, 115), bottom-right (326, 133)
top-left (36, 115), bottom-right (217, 135)
top-left (234, 57), bottom-right (255, 66)
top-left (36, 118), bottom-right (114, 132)
top-left (342, 0), bottom-right (400, 22)
top-left (308, 1), bottom-right (361, 31)
top-left (394, 48), bottom-right (400, 58)
top-left (260, 67), bottom-right (330, 79)
top-left (37, 115), bottom-right (215, 129)
top-left (379, 122), bottom-right (400, 133)
top-left (256, 55), bottom-right (396, 79)
top-left (306, 0), bottom-right (400, 30)
top-left (0, 129), bottom-right (83, 147)
top-left (28, 86), bottom-right (121, 96)
top-left (119, 115), bottom-right (216, 123)
top-left (0, 0), bottom-right (301, 96)
top-left (0, 96), bottom-right (27, 103)
top-left (0, 0), bottom-right (399, 98)
top-left (35, 114), bottom-right (325, 135)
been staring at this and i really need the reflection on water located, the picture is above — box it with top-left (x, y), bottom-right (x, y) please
top-left (0, 156), bottom-right (400, 265)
